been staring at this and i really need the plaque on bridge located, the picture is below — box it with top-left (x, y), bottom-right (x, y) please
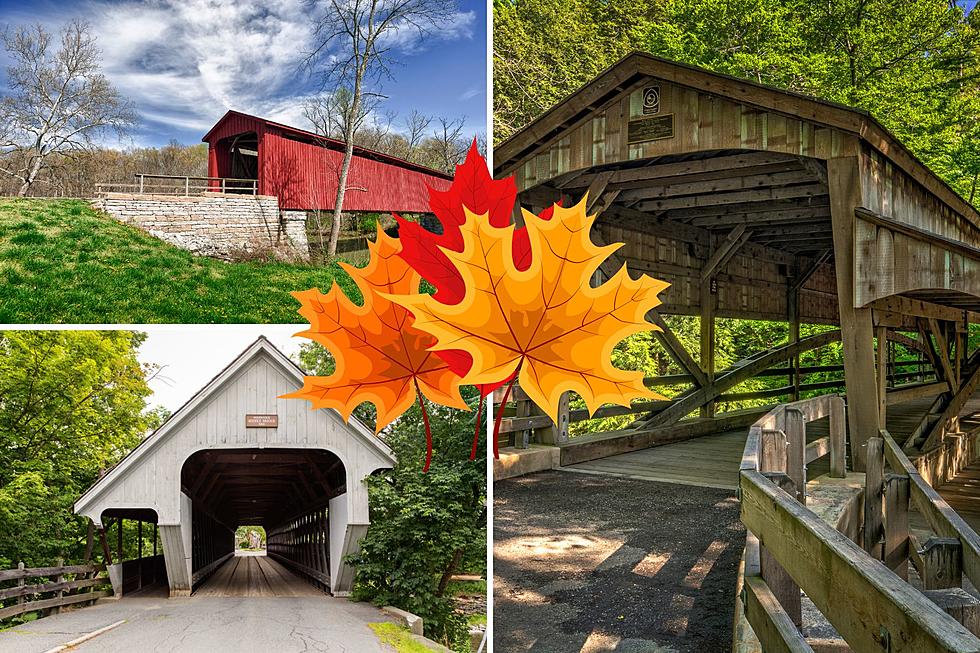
top-left (627, 114), bottom-right (674, 144)
top-left (245, 414), bottom-right (278, 428)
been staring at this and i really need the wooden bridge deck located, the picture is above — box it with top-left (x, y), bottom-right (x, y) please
top-left (194, 552), bottom-right (324, 598)
top-left (566, 395), bottom-right (980, 490)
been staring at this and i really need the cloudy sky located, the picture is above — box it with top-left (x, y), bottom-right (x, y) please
top-left (137, 325), bottom-right (303, 412)
top-left (0, 0), bottom-right (487, 148)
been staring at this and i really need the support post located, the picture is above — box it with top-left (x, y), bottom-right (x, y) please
top-left (788, 283), bottom-right (801, 401)
top-left (883, 473), bottom-right (910, 580)
top-left (863, 436), bottom-right (884, 557)
top-left (919, 537), bottom-right (963, 590)
top-left (876, 325), bottom-right (888, 425)
top-left (760, 473), bottom-right (802, 627)
top-left (700, 280), bottom-right (715, 418)
top-left (828, 156), bottom-right (879, 470)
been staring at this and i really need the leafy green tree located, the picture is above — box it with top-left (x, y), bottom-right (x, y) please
top-left (0, 331), bottom-right (156, 568)
top-left (347, 398), bottom-right (485, 651)
top-left (295, 341), bottom-right (485, 650)
top-left (495, 0), bottom-right (980, 206)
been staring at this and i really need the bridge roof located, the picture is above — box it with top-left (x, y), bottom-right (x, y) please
top-left (495, 51), bottom-right (980, 228)
top-left (74, 336), bottom-right (394, 516)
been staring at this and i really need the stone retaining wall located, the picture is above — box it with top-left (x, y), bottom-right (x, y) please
top-left (92, 193), bottom-right (309, 260)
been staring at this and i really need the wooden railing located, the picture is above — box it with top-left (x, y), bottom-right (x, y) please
top-left (738, 396), bottom-right (980, 652)
top-left (493, 348), bottom-right (939, 449)
top-left (95, 174), bottom-right (258, 197)
top-left (0, 562), bottom-right (111, 622)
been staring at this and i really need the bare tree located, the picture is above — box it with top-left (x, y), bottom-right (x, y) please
top-left (403, 109), bottom-right (432, 162)
top-left (0, 21), bottom-right (137, 196)
top-left (305, 0), bottom-right (457, 256)
top-left (432, 116), bottom-right (467, 173)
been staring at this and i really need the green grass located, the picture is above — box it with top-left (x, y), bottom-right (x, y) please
top-left (0, 198), bottom-right (359, 323)
top-left (446, 579), bottom-right (486, 596)
top-left (369, 623), bottom-right (438, 652)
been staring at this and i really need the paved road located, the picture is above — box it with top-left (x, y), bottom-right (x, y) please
top-left (195, 552), bottom-right (324, 597)
top-left (495, 470), bottom-right (744, 653)
top-left (0, 594), bottom-right (397, 653)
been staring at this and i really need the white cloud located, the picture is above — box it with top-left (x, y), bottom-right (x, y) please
top-left (9, 0), bottom-right (477, 144)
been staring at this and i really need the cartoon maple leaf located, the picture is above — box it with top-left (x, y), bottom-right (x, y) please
top-left (283, 227), bottom-right (469, 471)
top-left (388, 198), bottom-right (670, 456)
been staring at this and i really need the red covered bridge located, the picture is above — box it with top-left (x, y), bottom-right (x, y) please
top-left (202, 110), bottom-right (452, 213)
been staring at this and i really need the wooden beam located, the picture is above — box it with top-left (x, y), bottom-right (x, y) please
top-left (922, 361), bottom-right (980, 450)
top-left (742, 575), bottom-right (814, 653)
top-left (647, 309), bottom-right (708, 387)
top-left (928, 318), bottom-right (957, 387)
top-left (635, 183), bottom-right (827, 212)
top-left (740, 469), bottom-right (980, 652)
top-left (828, 156), bottom-right (879, 470)
top-left (638, 330), bottom-right (841, 429)
top-left (701, 225), bottom-right (750, 281)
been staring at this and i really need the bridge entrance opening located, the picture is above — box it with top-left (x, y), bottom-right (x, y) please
top-left (98, 508), bottom-right (168, 597)
top-left (215, 131), bottom-right (259, 193)
top-left (180, 447), bottom-right (345, 596)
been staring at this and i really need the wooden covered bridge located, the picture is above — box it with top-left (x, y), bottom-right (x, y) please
top-left (72, 337), bottom-right (394, 599)
top-left (493, 53), bottom-right (980, 651)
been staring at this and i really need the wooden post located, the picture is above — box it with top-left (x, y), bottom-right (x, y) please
top-left (760, 473), bottom-right (802, 627)
top-left (778, 408), bottom-right (806, 504)
top-left (138, 174), bottom-right (144, 194)
top-left (138, 519), bottom-right (143, 589)
top-left (919, 537), bottom-right (963, 590)
top-left (539, 392), bottom-right (570, 445)
top-left (828, 156), bottom-right (880, 470)
top-left (51, 557), bottom-right (63, 615)
top-left (788, 280), bottom-right (801, 402)
top-left (863, 437), bottom-right (884, 557)
top-left (700, 279), bottom-right (715, 418)
top-left (117, 518), bottom-right (123, 562)
top-left (760, 429), bottom-right (787, 474)
top-left (16, 562), bottom-right (24, 609)
top-left (883, 473), bottom-right (910, 580)
top-left (876, 325), bottom-right (888, 425)
top-left (829, 396), bottom-right (847, 478)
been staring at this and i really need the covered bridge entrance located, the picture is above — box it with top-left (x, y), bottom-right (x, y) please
top-left (74, 337), bottom-right (394, 598)
top-left (203, 110), bottom-right (453, 213)
top-left (494, 52), bottom-right (980, 471)
top-left (493, 53), bottom-right (980, 652)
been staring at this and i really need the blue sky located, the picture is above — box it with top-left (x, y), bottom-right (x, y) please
top-left (0, 0), bottom-right (487, 148)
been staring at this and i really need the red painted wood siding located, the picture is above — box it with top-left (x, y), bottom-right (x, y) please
top-left (204, 112), bottom-right (451, 212)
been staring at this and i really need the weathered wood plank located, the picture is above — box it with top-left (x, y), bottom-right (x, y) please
top-left (740, 469), bottom-right (980, 652)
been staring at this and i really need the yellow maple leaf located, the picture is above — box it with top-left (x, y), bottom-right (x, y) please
top-left (283, 228), bottom-right (469, 433)
top-left (387, 197), bottom-right (670, 422)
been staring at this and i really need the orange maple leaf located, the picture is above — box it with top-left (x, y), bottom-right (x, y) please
top-left (283, 228), bottom-right (469, 443)
top-left (388, 197), bottom-right (670, 430)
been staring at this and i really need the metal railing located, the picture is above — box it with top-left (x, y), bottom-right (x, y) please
top-left (95, 174), bottom-right (258, 197)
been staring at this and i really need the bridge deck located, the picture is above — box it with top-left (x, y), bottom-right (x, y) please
top-left (194, 552), bottom-right (324, 597)
top-left (566, 395), bottom-right (979, 490)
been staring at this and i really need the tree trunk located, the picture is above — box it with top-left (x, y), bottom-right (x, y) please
top-left (327, 90), bottom-right (363, 257)
top-left (17, 155), bottom-right (43, 197)
top-left (437, 547), bottom-right (465, 597)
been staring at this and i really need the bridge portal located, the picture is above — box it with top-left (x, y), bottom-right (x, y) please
top-left (74, 337), bottom-right (394, 597)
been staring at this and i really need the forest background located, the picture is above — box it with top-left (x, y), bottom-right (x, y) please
top-left (495, 0), bottom-right (980, 432)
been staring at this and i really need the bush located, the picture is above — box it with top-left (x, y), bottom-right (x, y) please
top-left (347, 393), bottom-right (486, 652)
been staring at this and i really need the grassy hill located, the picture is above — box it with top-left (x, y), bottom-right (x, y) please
top-left (0, 198), bottom-right (358, 323)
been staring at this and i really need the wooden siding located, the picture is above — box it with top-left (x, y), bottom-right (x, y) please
top-left (204, 111), bottom-right (451, 213)
top-left (509, 80), bottom-right (859, 192)
top-left (75, 347), bottom-right (392, 528)
top-left (599, 223), bottom-right (839, 323)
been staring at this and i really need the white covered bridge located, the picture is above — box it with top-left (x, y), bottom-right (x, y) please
top-left (73, 337), bottom-right (394, 598)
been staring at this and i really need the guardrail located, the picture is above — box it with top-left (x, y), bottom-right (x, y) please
top-left (737, 395), bottom-right (980, 652)
top-left (95, 174), bottom-right (258, 197)
top-left (0, 561), bottom-right (111, 622)
top-left (493, 351), bottom-right (939, 449)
